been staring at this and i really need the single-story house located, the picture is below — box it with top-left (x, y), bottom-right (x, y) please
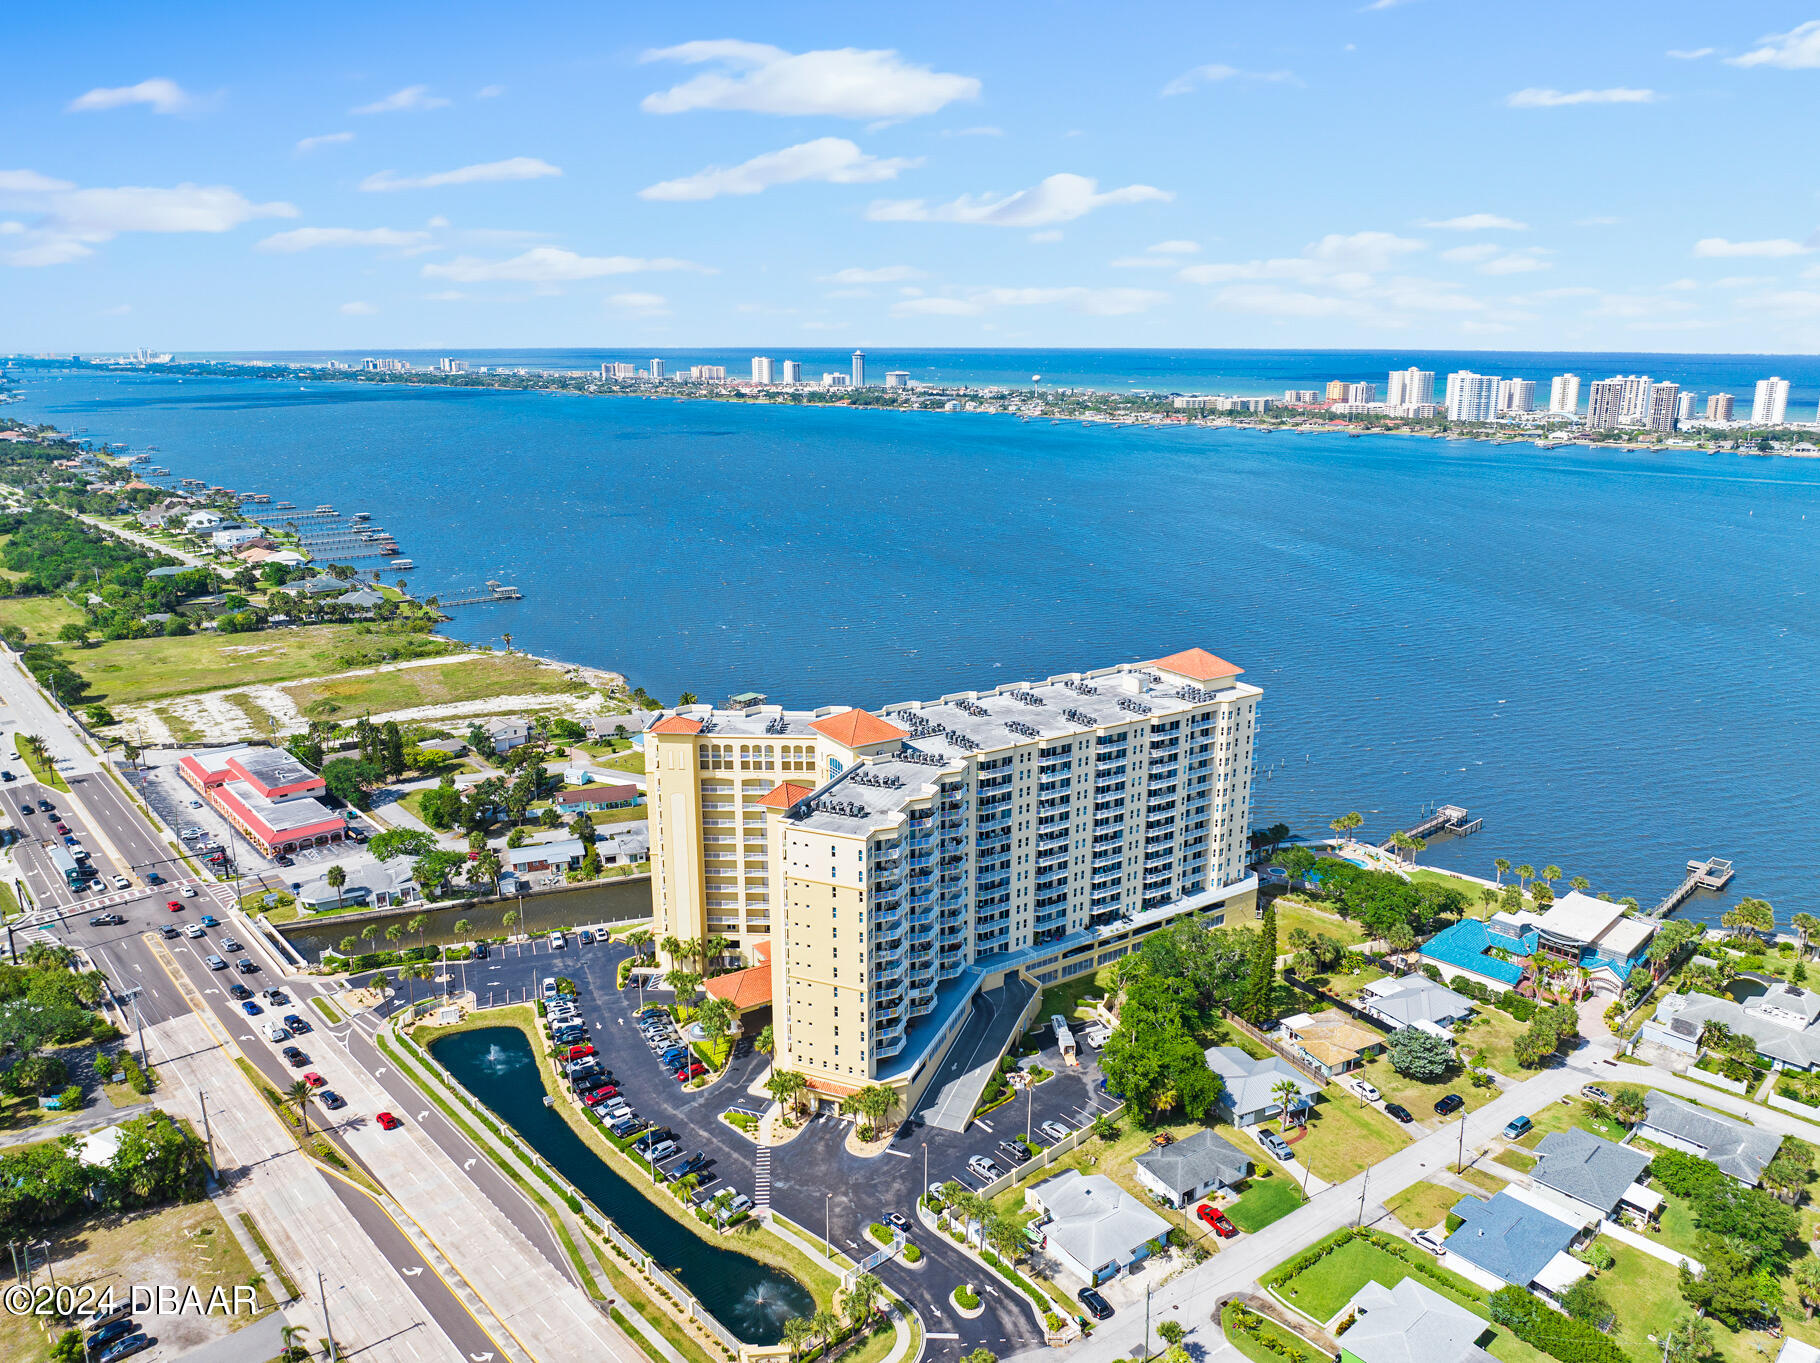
top-left (1442, 1192), bottom-right (1590, 1298)
top-left (147, 564), bottom-right (193, 580)
top-left (481, 716), bottom-right (531, 752)
top-left (1023, 1170), bottom-right (1169, 1285)
top-left (1638, 1091), bottom-right (1780, 1186)
top-left (419, 738), bottom-right (467, 758)
top-left (1204, 1045), bottom-right (1324, 1126)
top-left (597, 827), bottom-right (649, 866)
top-left (1279, 1011), bottom-right (1386, 1078)
top-left (293, 575), bottom-right (350, 596)
top-left (1641, 985), bottom-right (1820, 1072)
top-left (1131, 1129), bottom-right (1252, 1208)
top-left (1529, 1128), bottom-right (1658, 1223)
top-left (1359, 975), bottom-right (1476, 1032)
top-left (1337, 1277), bottom-right (1500, 1363)
top-left (504, 837), bottom-right (586, 875)
top-left (338, 588), bottom-right (385, 610)
top-left (552, 782), bottom-right (642, 814)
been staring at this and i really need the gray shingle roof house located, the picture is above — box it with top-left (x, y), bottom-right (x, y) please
top-left (1359, 975), bottom-right (1476, 1031)
top-left (1203, 1046), bottom-right (1324, 1126)
top-left (1642, 987), bottom-right (1820, 1071)
top-left (1131, 1130), bottom-right (1252, 1208)
top-left (1024, 1170), bottom-right (1169, 1286)
top-left (1531, 1129), bottom-right (1653, 1218)
top-left (1337, 1277), bottom-right (1499, 1363)
top-left (1638, 1092), bottom-right (1781, 1185)
top-left (1444, 1192), bottom-right (1586, 1291)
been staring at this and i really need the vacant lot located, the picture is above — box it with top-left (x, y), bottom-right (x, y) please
top-left (1268, 897), bottom-right (1367, 948)
top-left (0, 594), bottom-right (85, 642)
top-left (1384, 1179), bottom-right (1460, 1229)
top-left (284, 653), bottom-right (590, 719)
top-left (0, 1198), bottom-right (267, 1363)
top-left (1264, 1090), bottom-right (1409, 1183)
top-left (67, 624), bottom-right (460, 704)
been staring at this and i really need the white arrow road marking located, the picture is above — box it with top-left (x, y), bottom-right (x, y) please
top-left (402, 1267), bottom-right (423, 1277)
top-left (375, 1067), bottom-right (387, 1077)
top-left (464, 1158), bottom-right (477, 1171)
top-left (469, 1354), bottom-right (495, 1361)
top-left (418, 1110), bottom-right (429, 1120)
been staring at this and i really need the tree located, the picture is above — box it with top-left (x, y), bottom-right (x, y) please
top-left (1722, 897), bottom-right (1776, 941)
top-left (845, 1272), bottom-right (882, 1325)
top-left (1793, 1259), bottom-right (1820, 1319)
top-left (1329, 811), bottom-right (1363, 841)
top-left (1661, 1315), bottom-right (1714, 1363)
top-left (767, 1069), bottom-right (809, 1117)
top-left (1541, 864), bottom-right (1562, 888)
top-left (666, 969), bottom-right (701, 999)
top-left (321, 757), bottom-right (382, 810)
top-left (1387, 1027), bottom-right (1453, 1081)
top-left (474, 849), bottom-right (503, 893)
top-left (1156, 1320), bottom-right (1186, 1348)
top-left (418, 779), bottom-right (463, 830)
top-left (1241, 902), bottom-right (1277, 1026)
top-left (370, 828), bottom-right (435, 861)
top-left (1272, 1077), bottom-right (1302, 1128)
top-left (286, 1078), bottom-right (314, 1137)
top-left (1493, 857), bottom-right (1510, 885)
top-left (49, 1330), bottom-right (86, 1363)
top-left (810, 1308), bottom-right (840, 1347)
top-left (1608, 1085), bottom-right (1649, 1126)
top-left (1560, 1277), bottom-right (1614, 1333)
top-left (755, 1024), bottom-right (775, 1057)
top-left (626, 928), bottom-right (653, 961)
top-left (845, 1084), bottom-right (895, 1136)
top-left (1679, 1242), bottom-right (1780, 1327)
top-left (1694, 1180), bottom-right (1801, 1271)
top-left (781, 1318), bottom-right (813, 1359)
top-left (326, 863), bottom-right (346, 908)
top-left (502, 909), bottom-right (520, 936)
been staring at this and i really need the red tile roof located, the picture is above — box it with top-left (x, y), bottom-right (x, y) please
top-left (757, 781), bottom-right (815, 809)
top-left (704, 958), bottom-right (773, 1012)
top-left (808, 708), bottom-right (907, 748)
top-left (1148, 647), bottom-right (1244, 681)
top-left (649, 715), bottom-right (703, 735)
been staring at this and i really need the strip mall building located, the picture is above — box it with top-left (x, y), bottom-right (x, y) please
top-left (177, 745), bottom-right (350, 857)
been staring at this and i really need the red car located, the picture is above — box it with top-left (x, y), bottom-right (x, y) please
top-left (303, 1071), bottom-right (326, 1087)
top-left (565, 1043), bottom-right (596, 1061)
top-left (376, 1111), bottom-right (402, 1131)
top-left (674, 1063), bottom-right (707, 1082)
top-left (53, 823), bottom-right (67, 834)
top-left (582, 1084), bottom-right (619, 1101)
top-left (1196, 1204), bottom-right (1237, 1238)
top-left (167, 900), bottom-right (184, 912)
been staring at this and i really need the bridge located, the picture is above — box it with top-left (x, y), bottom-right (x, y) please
top-left (1379, 804), bottom-right (1480, 850)
top-left (1651, 857), bottom-right (1734, 918)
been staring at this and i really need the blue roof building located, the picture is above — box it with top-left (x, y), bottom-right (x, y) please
top-left (1444, 1192), bottom-right (1586, 1294)
top-left (1421, 918), bottom-right (1533, 989)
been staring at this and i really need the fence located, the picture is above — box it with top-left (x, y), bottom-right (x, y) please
top-left (852, 1230), bottom-right (905, 1275)
top-left (1219, 1007), bottom-right (1330, 1089)
top-left (389, 1024), bottom-right (747, 1357)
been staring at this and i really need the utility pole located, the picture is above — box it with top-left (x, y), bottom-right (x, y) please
top-left (1355, 1166), bottom-right (1369, 1228)
top-left (1456, 1114), bottom-right (1466, 1174)
top-left (318, 1271), bottom-right (338, 1362)
top-left (1025, 1075), bottom-right (1034, 1145)
top-left (130, 989), bottom-right (146, 1068)
top-left (199, 1089), bottom-right (219, 1179)
top-left (1144, 1284), bottom-right (1152, 1361)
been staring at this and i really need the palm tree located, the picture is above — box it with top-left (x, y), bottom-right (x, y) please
top-left (626, 928), bottom-right (653, 960)
top-left (845, 1084), bottom-right (896, 1137)
top-left (781, 1318), bottom-right (814, 1359)
top-left (279, 1323), bottom-right (308, 1360)
top-left (755, 1024), bottom-right (775, 1058)
top-left (326, 863), bottom-right (346, 908)
top-left (1329, 811), bottom-right (1364, 843)
top-left (454, 917), bottom-right (471, 947)
top-left (1514, 864), bottom-right (1535, 890)
top-left (767, 1069), bottom-right (809, 1118)
top-left (1542, 864), bottom-right (1562, 888)
top-left (1570, 876), bottom-right (1590, 893)
top-left (1793, 1259), bottom-right (1820, 1318)
top-left (810, 1308), bottom-right (841, 1349)
top-left (845, 1272), bottom-right (883, 1326)
top-left (409, 912), bottom-right (429, 954)
top-left (1272, 1077), bottom-right (1302, 1129)
top-left (285, 1078), bottom-right (314, 1137)
top-left (660, 934), bottom-right (682, 967)
top-left (360, 922), bottom-right (378, 951)
top-left (1795, 913), bottom-right (1820, 959)
top-left (385, 924), bottom-right (404, 954)
top-left (1493, 858), bottom-right (1510, 886)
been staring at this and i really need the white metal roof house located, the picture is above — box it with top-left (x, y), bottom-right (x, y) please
top-left (1023, 1170), bottom-right (1170, 1286)
top-left (1204, 1045), bottom-right (1324, 1126)
top-left (1642, 985), bottom-right (1820, 1072)
top-left (1336, 1277), bottom-right (1499, 1363)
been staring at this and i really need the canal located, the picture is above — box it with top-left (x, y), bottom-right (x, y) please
top-left (430, 1025), bottom-right (812, 1343)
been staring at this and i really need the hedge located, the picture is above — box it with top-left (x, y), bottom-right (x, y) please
top-left (1225, 1305), bottom-right (1323, 1363)
top-left (1489, 1286), bottom-right (1633, 1363)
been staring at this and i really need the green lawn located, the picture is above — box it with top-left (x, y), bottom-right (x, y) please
top-left (1264, 1090), bottom-right (1409, 1183)
top-left (15, 734), bottom-right (69, 793)
top-left (1494, 1147), bottom-right (1536, 1172)
top-left (0, 594), bottom-right (85, 642)
top-left (1222, 1303), bottom-right (1327, 1363)
top-left (1513, 1097), bottom-right (1629, 1149)
top-left (593, 749), bottom-right (647, 775)
top-left (1356, 1052), bottom-right (1489, 1122)
top-left (66, 623), bottom-right (460, 704)
top-left (1325, 963), bottom-right (1391, 999)
top-left (283, 653), bottom-right (591, 719)
top-left (1035, 965), bottom-right (1118, 1026)
top-left (1266, 896), bottom-right (1367, 948)
top-left (1227, 1174), bottom-right (1305, 1232)
top-left (1455, 1009), bottom-right (1532, 1077)
top-left (1384, 1180), bottom-right (1463, 1230)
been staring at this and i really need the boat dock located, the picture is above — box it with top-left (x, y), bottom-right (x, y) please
top-left (1650, 857), bottom-right (1734, 917)
top-left (438, 580), bottom-right (523, 606)
top-left (1379, 803), bottom-right (1480, 849)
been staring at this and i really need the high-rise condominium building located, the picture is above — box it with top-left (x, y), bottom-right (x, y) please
top-left (884, 371), bottom-right (910, 388)
top-left (1645, 382), bottom-right (1681, 433)
top-left (1706, 393), bottom-right (1735, 421)
top-left (436, 357), bottom-right (468, 374)
top-left (645, 649), bottom-right (1261, 1118)
top-left (1753, 377), bottom-right (1790, 425)
top-left (1345, 382), bottom-right (1378, 404)
top-left (1496, 379), bottom-right (1536, 415)
top-left (1585, 379), bottom-right (1627, 430)
top-left (1324, 380), bottom-right (1349, 402)
top-left (601, 362), bottom-right (637, 380)
top-left (1385, 369), bottom-right (1435, 408)
top-left (1614, 375), bottom-right (1652, 422)
top-left (1676, 392), bottom-right (1696, 424)
top-left (751, 357), bottom-right (774, 384)
top-left (781, 360), bottom-right (803, 385)
top-left (1549, 374), bottom-right (1581, 416)
top-left (650, 358), bottom-right (666, 381)
top-left (1284, 390), bottom-right (1320, 404)
top-left (851, 350), bottom-right (866, 388)
top-left (1444, 371), bottom-right (1498, 422)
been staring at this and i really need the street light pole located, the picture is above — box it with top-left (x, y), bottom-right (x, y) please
top-left (318, 1271), bottom-right (339, 1362)
top-left (1456, 1113), bottom-right (1466, 1174)
top-left (199, 1088), bottom-right (218, 1180)
top-left (825, 1192), bottom-right (832, 1260)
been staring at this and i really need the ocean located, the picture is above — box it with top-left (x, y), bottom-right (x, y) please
top-left (9, 359), bottom-right (1820, 927)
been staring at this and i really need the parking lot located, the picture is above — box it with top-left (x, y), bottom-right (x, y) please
top-left (388, 935), bottom-right (1120, 1355)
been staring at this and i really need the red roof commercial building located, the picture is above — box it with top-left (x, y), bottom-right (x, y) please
top-left (177, 745), bottom-right (350, 857)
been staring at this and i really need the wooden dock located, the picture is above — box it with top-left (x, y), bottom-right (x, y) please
top-left (437, 580), bottom-right (523, 607)
top-left (1379, 803), bottom-right (1480, 850)
top-left (1650, 856), bottom-right (1734, 917)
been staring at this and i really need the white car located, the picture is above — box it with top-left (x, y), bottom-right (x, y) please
top-left (1040, 1120), bottom-right (1071, 1143)
top-left (1351, 1079), bottom-right (1382, 1103)
top-left (112, 875), bottom-right (130, 890)
top-left (1412, 1227), bottom-right (1447, 1256)
top-left (182, 885), bottom-right (197, 898)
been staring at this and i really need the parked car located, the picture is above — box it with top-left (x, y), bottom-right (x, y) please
top-left (86, 1317), bottom-right (139, 1351)
top-left (635, 1129), bottom-right (676, 1154)
top-left (1040, 1120), bottom-right (1071, 1143)
top-left (319, 1090), bottom-right (346, 1110)
top-left (998, 1140), bottom-right (1032, 1165)
top-left (1384, 1102), bottom-right (1414, 1123)
top-left (240, 1000), bottom-right (262, 1015)
top-left (1413, 1227), bottom-right (1447, 1255)
top-left (1581, 1085), bottom-right (1613, 1104)
top-left (548, 932), bottom-right (565, 950)
top-left (376, 1111), bottom-right (402, 1131)
top-left (1253, 1128), bottom-right (1295, 1162)
top-left (473, 940), bottom-right (489, 959)
top-left (304, 1072), bottom-right (326, 1088)
top-left (284, 1014), bottom-right (310, 1035)
top-left (578, 929), bottom-right (594, 945)
top-left (674, 1063), bottom-right (707, 1082)
top-left (1351, 1078), bottom-right (1382, 1103)
top-left (966, 1155), bottom-right (1002, 1180)
top-left (1502, 1115), bottom-right (1533, 1139)
top-left (281, 1046), bottom-right (308, 1067)
top-left (608, 1116), bottom-right (644, 1138)
top-left (1197, 1204), bottom-right (1237, 1237)
top-left (1434, 1094), bottom-right (1465, 1116)
top-left (97, 1331), bottom-right (153, 1363)
top-left (647, 1140), bottom-right (679, 1162)
top-left (1078, 1288), bottom-right (1113, 1321)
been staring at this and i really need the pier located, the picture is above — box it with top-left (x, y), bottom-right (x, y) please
top-left (1379, 803), bottom-right (1480, 850)
top-left (438, 580), bottom-right (523, 606)
top-left (1651, 856), bottom-right (1734, 917)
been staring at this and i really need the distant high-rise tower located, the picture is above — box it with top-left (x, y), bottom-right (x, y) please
top-left (884, 371), bottom-right (910, 388)
top-left (751, 356), bottom-right (774, 384)
top-left (1676, 391), bottom-right (1696, 424)
top-left (1345, 381), bottom-right (1377, 404)
top-left (1496, 378), bottom-right (1535, 415)
top-left (851, 350), bottom-right (866, 387)
top-left (1385, 368), bottom-right (1434, 408)
top-left (1705, 393), bottom-right (1735, 421)
top-left (1614, 375), bottom-right (1652, 422)
top-left (1752, 376), bottom-right (1790, 425)
top-left (1549, 374), bottom-right (1581, 416)
top-left (650, 358), bottom-right (665, 381)
top-left (781, 360), bottom-right (802, 384)
top-left (1325, 379), bottom-right (1349, 402)
top-left (1584, 379), bottom-right (1626, 430)
top-left (1645, 382), bottom-right (1681, 433)
top-left (1444, 371), bottom-right (1498, 422)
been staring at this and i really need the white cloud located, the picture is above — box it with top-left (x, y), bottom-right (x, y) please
top-left (1212, 284), bottom-right (1377, 320)
top-left (352, 85), bottom-right (450, 115)
top-left (477, 85), bottom-right (506, 98)
top-left (0, 173), bottom-right (297, 264)
top-left (942, 126), bottom-right (1003, 138)
top-left (1160, 64), bottom-right (1298, 96)
top-left (640, 41), bottom-right (978, 119)
top-left (1665, 278), bottom-right (1699, 290)
top-left (1584, 293), bottom-right (1695, 320)
top-left (1713, 275), bottom-right (1773, 287)
top-left (607, 291), bottom-right (669, 315)
top-left (891, 285), bottom-right (1167, 318)
top-left (1440, 243), bottom-right (1501, 264)
top-left (819, 265), bottom-right (924, 283)
top-left (424, 290), bottom-right (466, 301)
top-left (0, 171), bottom-right (76, 193)
top-left (1506, 87), bottom-right (1660, 107)
top-left (1304, 230), bottom-right (1426, 270)
top-left (639, 138), bottom-right (919, 201)
top-left (421, 247), bottom-right (709, 283)
top-left (340, 301), bottom-right (377, 315)
top-left (360, 158), bottom-right (561, 192)
top-left (5, 239), bottom-right (94, 267)
top-left (426, 215), bottom-right (450, 228)
top-left (295, 132), bottom-right (354, 154)
top-left (1729, 21), bottom-right (1820, 68)
top-left (1148, 240), bottom-right (1200, 255)
top-left (257, 226), bottom-right (432, 252)
top-left (1419, 213), bottom-right (1528, 231)
top-left (1693, 236), bottom-right (1810, 257)
top-left (866, 173), bottom-right (1171, 227)
top-left (1113, 242), bottom-right (1202, 268)
top-left (1667, 47), bottom-right (1716, 60)
top-left (1478, 247), bottom-right (1551, 274)
top-left (68, 78), bottom-right (197, 115)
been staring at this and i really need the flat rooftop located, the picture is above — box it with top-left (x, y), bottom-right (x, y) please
top-left (221, 780), bottom-right (340, 834)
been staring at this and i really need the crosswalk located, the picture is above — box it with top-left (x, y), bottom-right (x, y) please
top-left (753, 1144), bottom-right (771, 1215)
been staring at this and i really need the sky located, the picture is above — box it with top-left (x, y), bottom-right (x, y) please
top-left (7, 1), bottom-right (1820, 354)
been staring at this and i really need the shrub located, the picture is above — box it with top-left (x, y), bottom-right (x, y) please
top-left (56, 1084), bottom-right (84, 1111)
top-left (954, 1286), bottom-right (980, 1310)
top-left (1488, 1285), bottom-right (1631, 1363)
top-left (904, 1243), bottom-right (923, 1263)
